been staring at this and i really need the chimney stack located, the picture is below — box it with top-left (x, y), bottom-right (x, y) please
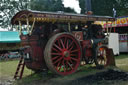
top-left (85, 0), bottom-right (93, 15)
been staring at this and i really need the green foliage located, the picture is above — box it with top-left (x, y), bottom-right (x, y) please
top-left (64, 7), bottom-right (76, 13)
top-left (0, 0), bottom-right (30, 30)
top-left (115, 54), bottom-right (128, 72)
top-left (78, 0), bottom-right (86, 14)
top-left (0, 60), bottom-right (32, 77)
top-left (0, 0), bottom-right (76, 30)
top-left (116, 0), bottom-right (128, 16)
top-left (91, 0), bottom-right (118, 16)
top-left (78, 0), bottom-right (128, 16)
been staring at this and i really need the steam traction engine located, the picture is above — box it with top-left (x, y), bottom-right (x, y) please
top-left (11, 10), bottom-right (115, 79)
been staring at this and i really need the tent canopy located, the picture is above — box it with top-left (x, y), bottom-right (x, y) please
top-left (0, 31), bottom-right (20, 43)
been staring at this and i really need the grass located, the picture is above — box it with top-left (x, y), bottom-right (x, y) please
top-left (0, 59), bottom-right (32, 78)
top-left (13, 65), bottom-right (104, 85)
top-left (115, 54), bottom-right (128, 72)
top-left (115, 54), bottom-right (128, 59)
top-left (0, 54), bottom-right (128, 85)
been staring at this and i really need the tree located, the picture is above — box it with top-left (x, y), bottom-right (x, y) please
top-left (91, 0), bottom-right (118, 16)
top-left (0, 0), bottom-right (30, 30)
top-left (64, 7), bottom-right (76, 13)
top-left (116, 0), bottom-right (128, 16)
top-left (78, 0), bottom-right (86, 14)
top-left (78, 0), bottom-right (128, 17)
top-left (0, 0), bottom-right (76, 30)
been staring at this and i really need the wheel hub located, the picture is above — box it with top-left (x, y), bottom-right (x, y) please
top-left (63, 51), bottom-right (70, 57)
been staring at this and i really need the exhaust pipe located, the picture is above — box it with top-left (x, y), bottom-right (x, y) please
top-left (85, 0), bottom-right (93, 15)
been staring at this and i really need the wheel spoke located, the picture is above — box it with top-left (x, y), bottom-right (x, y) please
top-left (101, 51), bottom-right (104, 56)
top-left (103, 60), bottom-right (105, 64)
top-left (64, 37), bottom-right (67, 46)
top-left (67, 41), bottom-right (73, 50)
top-left (52, 47), bottom-right (60, 53)
top-left (70, 49), bottom-right (79, 53)
top-left (62, 60), bottom-right (66, 72)
top-left (69, 45), bottom-right (74, 51)
top-left (98, 60), bottom-right (101, 64)
top-left (100, 60), bottom-right (103, 64)
top-left (51, 53), bottom-right (62, 56)
top-left (58, 65), bottom-right (62, 71)
top-left (102, 60), bottom-right (105, 65)
top-left (54, 44), bottom-right (62, 51)
top-left (66, 39), bottom-right (69, 49)
top-left (56, 61), bottom-right (61, 70)
top-left (104, 57), bottom-right (107, 62)
top-left (52, 56), bottom-right (59, 60)
top-left (70, 54), bottom-right (77, 57)
top-left (104, 60), bottom-right (106, 64)
top-left (69, 59), bottom-right (73, 64)
top-left (65, 61), bottom-right (68, 71)
top-left (57, 39), bottom-right (61, 47)
top-left (67, 61), bottom-right (73, 70)
top-left (60, 39), bottom-right (65, 49)
top-left (71, 57), bottom-right (78, 61)
top-left (53, 57), bottom-right (63, 64)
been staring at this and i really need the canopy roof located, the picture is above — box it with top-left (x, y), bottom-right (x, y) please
top-left (11, 10), bottom-right (115, 25)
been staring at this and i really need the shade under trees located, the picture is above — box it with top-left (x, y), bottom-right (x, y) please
top-left (78, 0), bottom-right (128, 17)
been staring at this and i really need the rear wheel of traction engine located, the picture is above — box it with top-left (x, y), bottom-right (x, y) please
top-left (95, 45), bottom-right (108, 68)
top-left (44, 33), bottom-right (82, 76)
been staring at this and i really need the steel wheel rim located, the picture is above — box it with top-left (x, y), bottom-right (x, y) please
top-left (49, 33), bottom-right (81, 75)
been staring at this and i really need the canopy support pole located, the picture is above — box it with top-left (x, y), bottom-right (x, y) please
top-left (18, 21), bottom-right (22, 35)
top-left (26, 18), bottom-right (30, 34)
top-left (30, 18), bottom-right (36, 35)
top-left (68, 22), bottom-right (71, 32)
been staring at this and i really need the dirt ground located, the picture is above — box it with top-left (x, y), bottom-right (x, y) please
top-left (68, 69), bottom-right (128, 85)
top-left (0, 76), bottom-right (14, 85)
top-left (1, 68), bottom-right (128, 85)
top-left (28, 69), bottom-right (128, 85)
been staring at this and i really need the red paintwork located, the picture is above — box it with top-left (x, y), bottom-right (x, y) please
top-left (20, 32), bottom-right (112, 74)
top-left (81, 40), bottom-right (92, 48)
top-left (21, 35), bottom-right (47, 70)
top-left (49, 34), bottom-right (81, 75)
top-left (72, 31), bottom-right (93, 57)
top-left (72, 31), bottom-right (83, 41)
top-left (85, 48), bottom-right (92, 57)
top-left (81, 40), bottom-right (92, 57)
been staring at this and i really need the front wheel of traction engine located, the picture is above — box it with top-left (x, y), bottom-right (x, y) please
top-left (44, 33), bottom-right (82, 76)
top-left (94, 45), bottom-right (109, 68)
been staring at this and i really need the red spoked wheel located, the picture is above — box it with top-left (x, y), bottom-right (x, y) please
top-left (44, 33), bottom-right (82, 76)
top-left (95, 45), bottom-right (108, 67)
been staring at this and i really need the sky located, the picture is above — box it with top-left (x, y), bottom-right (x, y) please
top-left (63, 0), bottom-right (81, 13)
